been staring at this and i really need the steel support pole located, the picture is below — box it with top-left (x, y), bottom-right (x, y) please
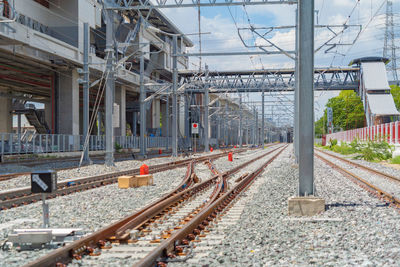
top-left (224, 103), bottom-right (228, 146)
top-left (166, 87), bottom-right (169, 150)
top-left (184, 94), bottom-right (190, 149)
top-left (83, 22), bottom-right (90, 163)
top-left (172, 35), bottom-right (178, 157)
top-left (261, 89), bottom-right (265, 147)
top-left (139, 54), bottom-right (146, 156)
top-left (239, 95), bottom-right (243, 148)
top-left (105, 9), bottom-right (115, 166)
top-left (216, 101), bottom-right (221, 148)
top-left (204, 66), bottom-right (209, 152)
top-left (294, 8), bottom-right (299, 161)
top-left (298, 0), bottom-right (314, 196)
top-left (255, 109), bottom-right (258, 146)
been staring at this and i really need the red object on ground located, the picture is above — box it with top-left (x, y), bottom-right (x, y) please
top-left (210, 147), bottom-right (213, 152)
top-left (322, 135), bottom-right (326, 146)
top-left (159, 149), bottom-right (162, 154)
top-left (234, 145), bottom-right (236, 148)
top-left (228, 152), bottom-right (233, 162)
top-left (140, 164), bottom-right (149, 175)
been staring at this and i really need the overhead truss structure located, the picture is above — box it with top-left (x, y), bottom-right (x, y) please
top-left (107, 0), bottom-right (297, 9)
top-left (179, 67), bottom-right (360, 93)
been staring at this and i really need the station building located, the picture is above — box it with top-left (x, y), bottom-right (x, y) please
top-left (0, 0), bottom-right (255, 155)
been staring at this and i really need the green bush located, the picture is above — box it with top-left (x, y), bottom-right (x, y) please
top-left (390, 156), bottom-right (400, 164)
top-left (329, 138), bottom-right (338, 149)
top-left (326, 138), bottom-right (393, 161)
top-left (355, 139), bottom-right (393, 161)
top-left (115, 143), bottom-right (122, 153)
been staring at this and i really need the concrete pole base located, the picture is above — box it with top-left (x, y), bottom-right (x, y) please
top-left (288, 196), bottom-right (325, 216)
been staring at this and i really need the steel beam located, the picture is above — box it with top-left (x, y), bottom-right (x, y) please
top-left (105, 9), bottom-right (115, 166)
top-left (261, 89), bottom-right (265, 147)
top-left (204, 67), bottom-right (210, 152)
top-left (82, 23), bottom-right (90, 163)
top-left (139, 54), bottom-right (146, 157)
top-left (110, 0), bottom-right (297, 10)
top-left (298, 0), bottom-right (314, 196)
top-left (172, 35), bottom-right (178, 157)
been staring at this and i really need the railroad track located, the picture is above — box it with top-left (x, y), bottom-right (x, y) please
top-left (0, 151), bottom-right (174, 181)
top-left (0, 147), bottom-right (270, 210)
top-left (315, 149), bottom-right (400, 209)
top-left (0, 146), bottom-right (264, 182)
top-left (22, 144), bottom-right (287, 267)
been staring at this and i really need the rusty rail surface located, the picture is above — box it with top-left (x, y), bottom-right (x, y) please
top-left (0, 148), bottom-right (254, 210)
top-left (316, 153), bottom-right (400, 209)
top-left (23, 144), bottom-right (284, 267)
top-left (316, 148), bottom-right (400, 183)
top-left (135, 144), bottom-right (288, 267)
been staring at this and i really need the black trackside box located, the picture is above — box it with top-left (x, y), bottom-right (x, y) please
top-left (31, 170), bottom-right (57, 193)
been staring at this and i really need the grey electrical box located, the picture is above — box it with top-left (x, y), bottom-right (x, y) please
top-left (31, 171), bottom-right (57, 193)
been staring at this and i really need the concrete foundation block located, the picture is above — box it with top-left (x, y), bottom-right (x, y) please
top-left (288, 196), bottom-right (325, 216)
top-left (118, 176), bottom-right (135, 188)
top-left (134, 174), bottom-right (154, 187)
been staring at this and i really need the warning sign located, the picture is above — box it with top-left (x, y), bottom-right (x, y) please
top-left (192, 123), bottom-right (199, 134)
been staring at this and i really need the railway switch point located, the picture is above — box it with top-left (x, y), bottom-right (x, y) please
top-left (288, 196), bottom-right (325, 216)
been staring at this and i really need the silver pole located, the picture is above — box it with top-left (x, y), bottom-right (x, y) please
top-left (294, 8), bottom-right (299, 161)
top-left (166, 87), bottom-right (169, 151)
top-left (261, 89), bottom-right (265, 147)
top-left (172, 35), bottom-right (178, 156)
top-left (239, 95), bottom-right (243, 148)
top-left (204, 65), bottom-right (209, 152)
top-left (224, 103), bottom-right (228, 146)
top-left (105, 9), bottom-right (115, 166)
top-left (298, 0), bottom-right (314, 196)
top-left (83, 22), bottom-right (90, 163)
top-left (139, 53), bottom-right (146, 157)
top-left (184, 94), bottom-right (190, 149)
top-left (216, 101), bottom-right (220, 148)
top-left (255, 109), bottom-right (258, 146)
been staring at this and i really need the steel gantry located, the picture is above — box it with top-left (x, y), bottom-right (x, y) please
top-left (179, 68), bottom-right (359, 93)
top-left (106, 0), bottom-right (297, 9)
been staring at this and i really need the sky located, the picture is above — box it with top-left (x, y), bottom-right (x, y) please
top-left (159, 0), bottom-right (400, 125)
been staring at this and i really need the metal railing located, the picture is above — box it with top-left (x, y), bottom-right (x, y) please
top-left (0, 133), bottom-right (173, 155)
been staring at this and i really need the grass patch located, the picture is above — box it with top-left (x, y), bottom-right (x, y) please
top-left (390, 156), bottom-right (400, 164)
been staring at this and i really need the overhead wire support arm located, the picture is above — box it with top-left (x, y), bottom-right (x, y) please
top-left (106, 0), bottom-right (298, 10)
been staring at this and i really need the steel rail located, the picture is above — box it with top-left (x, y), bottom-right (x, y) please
top-left (316, 153), bottom-right (400, 209)
top-left (316, 149), bottom-right (400, 183)
top-left (114, 146), bottom-right (283, 239)
top-left (23, 145), bottom-right (284, 267)
top-left (0, 148), bottom-right (252, 210)
top-left (135, 145), bottom-right (288, 267)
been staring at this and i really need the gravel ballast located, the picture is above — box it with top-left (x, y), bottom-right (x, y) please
top-left (0, 167), bottom-right (196, 266)
top-left (173, 145), bottom-right (400, 266)
top-left (317, 151), bottom-right (400, 198)
top-left (0, 149), bottom-right (253, 192)
top-left (319, 148), bottom-right (400, 180)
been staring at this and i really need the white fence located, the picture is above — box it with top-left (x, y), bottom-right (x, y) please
top-left (0, 133), bottom-right (173, 155)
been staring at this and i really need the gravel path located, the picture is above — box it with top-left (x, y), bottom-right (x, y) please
top-left (316, 151), bottom-right (400, 199)
top-left (171, 144), bottom-right (400, 266)
top-left (0, 166), bottom-right (197, 267)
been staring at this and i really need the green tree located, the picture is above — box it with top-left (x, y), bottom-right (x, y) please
top-left (390, 85), bottom-right (400, 110)
top-left (315, 91), bottom-right (365, 135)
